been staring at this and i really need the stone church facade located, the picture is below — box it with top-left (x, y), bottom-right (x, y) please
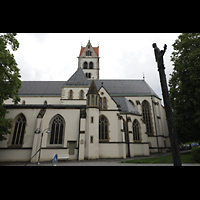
top-left (0, 40), bottom-right (170, 162)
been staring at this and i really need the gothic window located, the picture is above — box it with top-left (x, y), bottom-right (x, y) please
top-left (11, 113), bottom-right (26, 147)
top-left (89, 62), bottom-right (93, 69)
top-left (103, 97), bottom-right (107, 109)
top-left (91, 95), bottom-right (94, 105)
top-left (95, 95), bottom-right (98, 105)
top-left (84, 62), bottom-right (88, 69)
top-left (87, 95), bottom-right (90, 106)
top-left (142, 100), bottom-right (153, 135)
top-left (99, 97), bottom-right (102, 108)
top-left (132, 119), bottom-right (141, 142)
top-left (69, 90), bottom-right (73, 99)
top-left (80, 90), bottom-right (84, 99)
top-left (99, 97), bottom-right (107, 109)
top-left (99, 115), bottom-right (109, 141)
top-left (49, 114), bottom-right (65, 145)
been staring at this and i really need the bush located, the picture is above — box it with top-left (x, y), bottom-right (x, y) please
top-left (191, 146), bottom-right (200, 163)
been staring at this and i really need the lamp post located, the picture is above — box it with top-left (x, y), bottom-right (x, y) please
top-left (34, 128), bottom-right (50, 165)
top-left (152, 43), bottom-right (181, 166)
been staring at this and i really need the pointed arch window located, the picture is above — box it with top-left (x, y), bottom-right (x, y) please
top-left (91, 95), bottom-right (94, 105)
top-left (99, 115), bottom-right (109, 141)
top-left (99, 97), bottom-right (102, 108)
top-left (89, 62), bottom-right (93, 69)
top-left (103, 97), bottom-right (107, 109)
top-left (49, 115), bottom-right (65, 145)
top-left (142, 100), bottom-right (153, 135)
top-left (132, 119), bottom-right (141, 142)
top-left (69, 90), bottom-right (73, 99)
top-left (10, 113), bottom-right (26, 147)
top-left (84, 62), bottom-right (88, 69)
top-left (79, 90), bottom-right (84, 99)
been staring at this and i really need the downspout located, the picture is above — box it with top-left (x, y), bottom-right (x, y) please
top-left (77, 110), bottom-right (81, 161)
top-left (126, 113), bottom-right (130, 157)
top-left (151, 96), bottom-right (160, 153)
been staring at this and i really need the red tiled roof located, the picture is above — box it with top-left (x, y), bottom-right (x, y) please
top-left (93, 47), bottom-right (99, 56)
top-left (79, 47), bottom-right (99, 56)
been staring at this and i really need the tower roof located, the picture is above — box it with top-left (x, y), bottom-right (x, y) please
top-left (87, 80), bottom-right (98, 96)
top-left (79, 47), bottom-right (99, 56)
top-left (79, 40), bottom-right (99, 56)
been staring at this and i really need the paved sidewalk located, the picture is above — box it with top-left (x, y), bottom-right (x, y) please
top-left (1, 150), bottom-right (200, 166)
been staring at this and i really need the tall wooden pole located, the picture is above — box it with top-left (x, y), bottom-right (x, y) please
top-left (152, 43), bottom-right (182, 166)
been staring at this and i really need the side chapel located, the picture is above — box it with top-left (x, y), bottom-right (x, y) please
top-left (0, 40), bottom-right (170, 162)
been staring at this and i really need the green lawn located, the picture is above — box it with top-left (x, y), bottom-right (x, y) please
top-left (122, 152), bottom-right (197, 164)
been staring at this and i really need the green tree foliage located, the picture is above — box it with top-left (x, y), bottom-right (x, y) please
top-left (0, 33), bottom-right (21, 141)
top-left (169, 33), bottom-right (200, 143)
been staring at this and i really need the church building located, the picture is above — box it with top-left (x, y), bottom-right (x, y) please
top-left (0, 40), bottom-right (170, 162)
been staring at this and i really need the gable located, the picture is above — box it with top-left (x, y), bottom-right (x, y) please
top-left (79, 41), bottom-right (99, 57)
top-left (98, 86), bottom-right (119, 110)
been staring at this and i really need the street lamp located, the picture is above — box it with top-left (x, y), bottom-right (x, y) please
top-left (25, 128), bottom-right (50, 166)
top-left (35, 128), bottom-right (50, 165)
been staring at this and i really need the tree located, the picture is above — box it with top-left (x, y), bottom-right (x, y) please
top-left (169, 33), bottom-right (200, 143)
top-left (0, 33), bottom-right (21, 141)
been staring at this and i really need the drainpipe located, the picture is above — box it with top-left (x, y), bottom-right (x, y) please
top-left (77, 110), bottom-right (81, 160)
top-left (126, 114), bottom-right (130, 157)
top-left (151, 96), bottom-right (160, 153)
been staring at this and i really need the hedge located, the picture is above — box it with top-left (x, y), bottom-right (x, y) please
top-left (191, 146), bottom-right (200, 163)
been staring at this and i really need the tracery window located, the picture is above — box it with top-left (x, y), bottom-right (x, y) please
top-left (11, 113), bottom-right (26, 147)
top-left (99, 115), bottom-right (109, 141)
top-left (132, 119), bottom-right (141, 142)
top-left (49, 114), bottom-right (65, 145)
top-left (142, 100), bottom-right (153, 135)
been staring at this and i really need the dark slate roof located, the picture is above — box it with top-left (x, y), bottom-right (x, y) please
top-left (18, 72), bottom-right (159, 98)
top-left (19, 81), bottom-right (65, 96)
top-left (91, 80), bottom-right (159, 98)
top-left (113, 97), bottom-right (141, 115)
top-left (63, 68), bottom-right (89, 86)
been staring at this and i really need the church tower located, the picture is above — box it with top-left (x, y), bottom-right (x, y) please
top-left (78, 40), bottom-right (99, 80)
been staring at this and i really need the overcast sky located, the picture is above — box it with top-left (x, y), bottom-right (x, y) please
top-left (14, 33), bottom-right (180, 102)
